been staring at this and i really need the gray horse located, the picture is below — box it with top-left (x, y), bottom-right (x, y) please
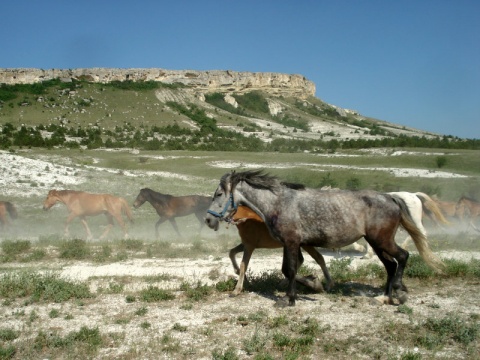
top-left (205, 170), bottom-right (444, 307)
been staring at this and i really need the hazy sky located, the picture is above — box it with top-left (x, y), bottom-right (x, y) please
top-left (2, 0), bottom-right (479, 139)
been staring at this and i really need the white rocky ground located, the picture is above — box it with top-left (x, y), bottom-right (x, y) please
top-left (0, 150), bottom-right (467, 199)
top-left (0, 149), bottom-right (478, 359)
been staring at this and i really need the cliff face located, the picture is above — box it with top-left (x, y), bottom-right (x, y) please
top-left (0, 68), bottom-right (316, 99)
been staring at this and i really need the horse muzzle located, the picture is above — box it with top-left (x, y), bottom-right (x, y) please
top-left (205, 215), bottom-right (219, 231)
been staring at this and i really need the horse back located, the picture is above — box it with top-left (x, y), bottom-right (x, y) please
top-left (281, 190), bottom-right (399, 246)
top-left (160, 195), bottom-right (209, 217)
top-left (66, 192), bottom-right (116, 215)
top-left (458, 196), bottom-right (480, 217)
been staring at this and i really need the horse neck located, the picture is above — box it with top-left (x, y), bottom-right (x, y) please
top-left (234, 183), bottom-right (278, 221)
top-left (56, 190), bottom-right (73, 204)
top-left (148, 190), bottom-right (170, 205)
top-left (142, 190), bottom-right (155, 204)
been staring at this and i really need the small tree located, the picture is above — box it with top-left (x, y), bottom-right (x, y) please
top-left (436, 156), bottom-right (447, 168)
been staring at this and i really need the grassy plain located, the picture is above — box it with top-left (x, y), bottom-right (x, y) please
top-left (0, 147), bottom-right (479, 359)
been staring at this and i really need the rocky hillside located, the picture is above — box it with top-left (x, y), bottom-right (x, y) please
top-left (0, 68), bottom-right (439, 145)
top-left (0, 68), bottom-right (315, 99)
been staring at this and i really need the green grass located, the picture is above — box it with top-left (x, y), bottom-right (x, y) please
top-left (140, 286), bottom-right (175, 302)
top-left (0, 271), bottom-right (93, 302)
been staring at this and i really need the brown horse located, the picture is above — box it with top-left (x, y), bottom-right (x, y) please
top-left (133, 188), bottom-right (211, 239)
top-left (455, 196), bottom-right (480, 232)
top-left (0, 201), bottom-right (18, 230)
top-left (228, 206), bottom-right (333, 296)
top-left (431, 195), bottom-right (458, 220)
top-left (43, 190), bottom-right (133, 240)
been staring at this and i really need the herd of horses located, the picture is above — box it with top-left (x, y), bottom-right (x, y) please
top-left (1, 170), bottom-right (480, 306)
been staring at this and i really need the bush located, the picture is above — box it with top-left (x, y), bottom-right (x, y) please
top-left (0, 271), bottom-right (92, 302)
top-left (436, 156), bottom-right (447, 168)
top-left (1, 240), bottom-right (31, 257)
top-left (140, 286), bottom-right (175, 302)
top-left (59, 239), bottom-right (90, 259)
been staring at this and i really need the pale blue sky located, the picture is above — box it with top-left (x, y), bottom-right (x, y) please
top-left (2, 0), bottom-right (479, 139)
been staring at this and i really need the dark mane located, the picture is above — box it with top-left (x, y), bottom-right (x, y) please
top-left (229, 170), bottom-right (279, 192)
top-left (224, 170), bottom-right (305, 192)
top-left (281, 181), bottom-right (306, 190)
top-left (142, 188), bottom-right (173, 203)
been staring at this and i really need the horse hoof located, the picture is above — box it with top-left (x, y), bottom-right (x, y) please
top-left (309, 276), bottom-right (324, 292)
top-left (396, 291), bottom-right (408, 304)
top-left (372, 295), bottom-right (389, 305)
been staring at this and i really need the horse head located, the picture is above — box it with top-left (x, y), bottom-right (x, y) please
top-left (205, 172), bottom-right (238, 230)
top-left (43, 189), bottom-right (60, 210)
top-left (133, 188), bottom-right (149, 208)
top-left (205, 170), bottom-right (277, 230)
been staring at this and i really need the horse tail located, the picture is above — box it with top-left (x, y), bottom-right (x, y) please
top-left (6, 202), bottom-right (18, 220)
top-left (391, 195), bottom-right (445, 272)
top-left (121, 198), bottom-right (134, 223)
top-left (415, 192), bottom-right (450, 225)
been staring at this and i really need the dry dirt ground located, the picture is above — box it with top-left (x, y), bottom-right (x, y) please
top-left (1, 249), bottom-right (479, 359)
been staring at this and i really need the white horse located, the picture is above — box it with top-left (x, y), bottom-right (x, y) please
top-left (357, 192), bottom-right (449, 258)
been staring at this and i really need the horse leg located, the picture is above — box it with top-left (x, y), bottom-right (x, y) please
top-left (229, 243), bottom-right (244, 275)
top-left (99, 214), bottom-right (114, 240)
top-left (79, 217), bottom-right (94, 240)
top-left (400, 235), bottom-right (412, 249)
top-left (302, 246), bottom-right (334, 291)
top-left (112, 211), bottom-right (128, 239)
top-left (469, 218), bottom-right (480, 232)
top-left (364, 243), bottom-right (375, 258)
top-left (169, 218), bottom-right (182, 237)
top-left (154, 218), bottom-right (167, 239)
top-left (231, 245), bottom-right (255, 297)
top-left (370, 241), bottom-right (409, 305)
top-left (64, 214), bottom-right (78, 238)
top-left (353, 241), bottom-right (374, 259)
top-left (279, 244), bottom-right (299, 306)
top-left (292, 249), bottom-right (324, 292)
top-left (195, 212), bottom-right (206, 232)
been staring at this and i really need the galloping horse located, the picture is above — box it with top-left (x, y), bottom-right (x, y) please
top-left (43, 190), bottom-right (133, 240)
top-left (206, 170), bottom-right (444, 306)
top-left (133, 188), bottom-right (211, 239)
top-left (431, 195), bottom-right (458, 221)
top-left (455, 196), bottom-right (480, 232)
top-left (228, 206), bottom-right (333, 296)
top-left (0, 201), bottom-right (18, 230)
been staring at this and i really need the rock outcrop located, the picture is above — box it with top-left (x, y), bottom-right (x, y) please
top-left (0, 68), bottom-right (316, 99)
